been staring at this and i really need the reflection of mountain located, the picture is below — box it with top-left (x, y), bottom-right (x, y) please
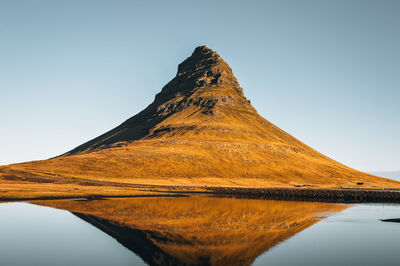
top-left (36, 197), bottom-right (347, 266)
top-left (73, 213), bottom-right (182, 266)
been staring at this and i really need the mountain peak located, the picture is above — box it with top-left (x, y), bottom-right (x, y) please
top-left (192, 45), bottom-right (218, 57)
top-left (155, 46), bottom-right (243, 103)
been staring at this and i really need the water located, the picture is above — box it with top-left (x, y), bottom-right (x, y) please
top-left (0, 202), bottom-right (145, 266)
top-left (254, 204), bottom-right (400, 266)
top-left (0, 197), bottom-right (399, 266)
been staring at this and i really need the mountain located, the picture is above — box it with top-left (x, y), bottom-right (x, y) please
top-left (0, 46), bottom-right (398, 191)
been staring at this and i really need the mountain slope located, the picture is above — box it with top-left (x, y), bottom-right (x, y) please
top-left (1, 46), bottom-right (399, 190)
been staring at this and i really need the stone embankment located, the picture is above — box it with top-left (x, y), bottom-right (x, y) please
top-left (206, 187), bottom-right (400, 203)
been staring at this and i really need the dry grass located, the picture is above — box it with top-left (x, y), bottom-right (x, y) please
top-left (0, 177), bottom-right (164, 201)
top-left (1, 136), bottom-right (398, 199)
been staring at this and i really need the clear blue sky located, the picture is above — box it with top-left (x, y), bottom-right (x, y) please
top-left (1, 0), bottom-right (399, 172)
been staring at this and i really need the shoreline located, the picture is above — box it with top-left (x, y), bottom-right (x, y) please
top-left (1, 185), bottom-right (400, 203)
top-left (203, 187), bottom-right (400, 203)
top-left (0, 193), bottom-right (189, 203)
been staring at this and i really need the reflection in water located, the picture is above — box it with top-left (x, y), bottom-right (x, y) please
top-left (35, 196), bottom-right (347, 266)
top-left (381, 218), bottom-right (400, 223)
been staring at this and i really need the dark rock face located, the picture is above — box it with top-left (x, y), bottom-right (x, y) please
top-left (156, 96), bottom-right (252, 116)
top-left (155, 45), bottom-right (244, 103)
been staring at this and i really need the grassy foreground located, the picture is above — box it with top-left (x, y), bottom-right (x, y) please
top-left (1, 165), bottom-right (400, 202)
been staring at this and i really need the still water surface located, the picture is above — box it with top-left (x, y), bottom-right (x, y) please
top-left (0, 202), bottom-right (142, 266)
top-left (0, 197), bottom-right (399, 266)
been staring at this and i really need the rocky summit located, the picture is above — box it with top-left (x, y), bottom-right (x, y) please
top-left (1, 46), bottom-right (399, 191)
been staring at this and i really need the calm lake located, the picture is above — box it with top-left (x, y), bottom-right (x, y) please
top-left (0, 196), bottom-right (399, 266)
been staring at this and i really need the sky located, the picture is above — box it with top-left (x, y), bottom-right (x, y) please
top-left (0, 0), bottom-right (399, 172)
